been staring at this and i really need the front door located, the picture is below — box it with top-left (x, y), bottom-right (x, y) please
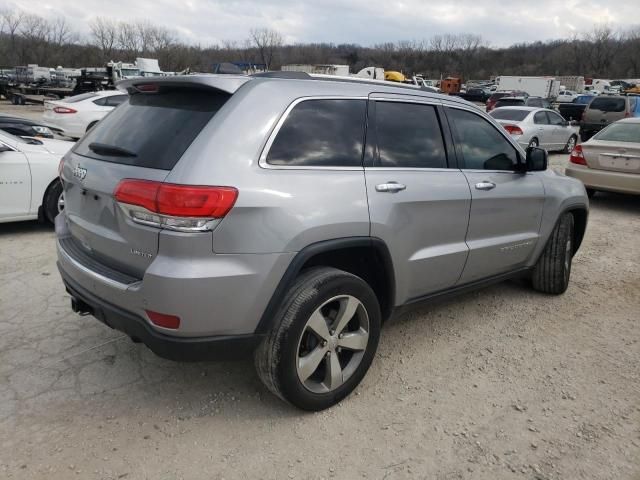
top-left (0, 143), bottom-right (30, 219)
top-left (364, 96), bottom-right (471, 303)
top-left (443, 105), bottom-right (545, 284)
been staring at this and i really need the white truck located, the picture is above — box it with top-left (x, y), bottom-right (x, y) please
top-left (281, 64), bottom-right (350, 76)
top-left (495, 76), bottom-right (561, 99)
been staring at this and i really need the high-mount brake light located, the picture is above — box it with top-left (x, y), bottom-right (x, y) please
top-left (113, 179), bottom-right (238, 232)
top-left (134, 84), bottom-right (159, 93)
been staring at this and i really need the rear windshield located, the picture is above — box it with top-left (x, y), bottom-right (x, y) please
top-left (495, 99), bottom-right (525, 107)
top-left (490, 109), bottom-right (530, 121)
top-left (64, 93), bottom-right (98, 103)
top-left (575, 96), bottom-right (594, 105)
top-left (589, 97), bottom-right (626, 112)
top-left (594, 123), bottom-right (640, 143)
top-left (489, 93), bottom-right (509, 101)
top-left (74, 87), bottom-right (229, 170)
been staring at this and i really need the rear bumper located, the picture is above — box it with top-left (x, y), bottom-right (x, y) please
top-left (565, 164), bottom-right (640, 195)
top-left (59, 265), bottom-right (263, 361)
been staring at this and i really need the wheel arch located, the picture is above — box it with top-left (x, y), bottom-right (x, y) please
top-left (567, 207), bottom-right (588, 254)
top-left (254, 237), bottom-right (396, 334)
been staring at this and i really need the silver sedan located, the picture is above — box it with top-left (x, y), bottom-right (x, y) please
top-left (490, 107), bottom-right (580, 152)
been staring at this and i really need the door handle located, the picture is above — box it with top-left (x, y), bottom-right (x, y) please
top-left (475, 181), bottom-right (496, 191)
top-left (376, 182), bottom-right (406, 193)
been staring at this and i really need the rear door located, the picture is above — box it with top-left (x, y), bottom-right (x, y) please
top-left (61, 85), bottom-right (232, 278)
top-left (532, 111), bottom-right (554, 149)
top-left (443, 105), bottom-right (545, 284)
top-left (364, 94), bottom-right (471, 302)
top-left (546, 110), bottom-right (572, 148)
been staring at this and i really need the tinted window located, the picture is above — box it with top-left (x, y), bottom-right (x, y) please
top-left (528, 98), bottom-right (543, 107)
top-left (92, 97), bottom-right (107, 106)
top-left (496, 99), bottom-right (525, 107)
top-left (576, 96), bottom-right (594, 105)
top-left (105, 95), bottom-right (127, 107)
top-left (74, 87), bottom-right (229, 170)
top-left (594, 123), bottom-right (640, 142)
top-left (447, 108), bottom-right (519, 171)
top-left (375, 102), bottom-right (446, 168)
top-left (490, 109), bottom-right (530, 121)
top-left (267, 99), bottom-right (366, 167)
top-left (533, 112), bottom-right (548, 124)
top-left (546, 111), bottom-right (565, 125)
top-left (589, 97), bottom-right (626, 112)
top-left (630, 97), bottom-right (637, 111)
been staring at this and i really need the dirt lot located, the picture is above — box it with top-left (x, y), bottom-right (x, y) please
top-left (0, 103), bottom-right (639, 479)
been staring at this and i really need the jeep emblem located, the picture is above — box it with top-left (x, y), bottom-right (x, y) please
top-left (73, 165), bottom-right (87, 180)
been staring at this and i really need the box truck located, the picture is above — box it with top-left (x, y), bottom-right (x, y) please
top-left (495, 76), bottom-right (561, 99)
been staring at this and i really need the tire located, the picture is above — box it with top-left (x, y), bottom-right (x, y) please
top-left (43, 179), bottom-right (64, 224)
top-left (563, 135), bottom-right (577, 154)
top-left (255, 267), bottom-right (381, 411)
top-left (532, 213), bottom-right (574, 295)
top-left (528, 138), bottom-right (539, 148)
top-left (586, 188), bottom-right (596, 198)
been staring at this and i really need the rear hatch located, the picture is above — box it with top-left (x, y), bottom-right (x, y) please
top-left (582, 141), bottom-right (640, 174)
top-left (583, 97), bottom-right (628, 127)
top-left (61, 77), bottom-right (246, 279)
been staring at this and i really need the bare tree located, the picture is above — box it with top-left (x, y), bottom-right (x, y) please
top-left (49, 17), bottom-right (74, 46)
top-left (583, 25), bottom-right (620, 77)
top-left (89, 17), bottom-right (118, 60)
top-left (117, 21), bottom-right (141, 58)
top-left (1, 8), bottom-right (23, 64)
top-left (249, 27), bottom-right (283, 69)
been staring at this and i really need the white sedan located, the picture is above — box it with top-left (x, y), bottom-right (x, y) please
top-left (42, 91), bottom-right (128, 139)
top-left (0, 131), bottom-right (72, 224)
top-left (556, 90), bottom-right (578, 103)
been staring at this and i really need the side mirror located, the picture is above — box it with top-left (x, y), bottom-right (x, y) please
top-left (525, 146), bottom-right (548, 171)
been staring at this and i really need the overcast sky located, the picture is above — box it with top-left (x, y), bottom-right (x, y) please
top-left (7, 0), bottom-right (640, 47)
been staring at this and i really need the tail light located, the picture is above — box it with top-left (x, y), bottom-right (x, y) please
top-left (503, 125), bottom-right (524, 135)
top-left (569, 144), bottom-right (587, 166)
top-left (53, 106), bottom-right (77, 114)
top-left (114, 179), bottom-right (238, 232)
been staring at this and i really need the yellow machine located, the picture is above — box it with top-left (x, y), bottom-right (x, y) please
top-left (384, 71), bottom-right (406, 82)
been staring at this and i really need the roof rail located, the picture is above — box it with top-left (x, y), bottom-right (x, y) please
top-left (251, 71), bottom-right (311, 79)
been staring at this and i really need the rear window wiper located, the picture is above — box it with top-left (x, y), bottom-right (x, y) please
top-left (88, 142), bottom-right (137, 157)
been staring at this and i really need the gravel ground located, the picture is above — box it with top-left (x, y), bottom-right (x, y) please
top-left (0, 103), bottom-right (638, 479)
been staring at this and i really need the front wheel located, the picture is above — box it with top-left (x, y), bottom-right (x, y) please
top-left (532, 213), bottom-right (574, 294)
top-left (255, 267), bottom-right (381, 411)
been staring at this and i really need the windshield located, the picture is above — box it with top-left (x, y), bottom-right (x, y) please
top-left (594, 123), bottom-right (640, 143)
top-left (490, 109), bottom-right (530, 121)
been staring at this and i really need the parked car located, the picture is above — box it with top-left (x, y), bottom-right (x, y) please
top-left (0, 130), bottom-right (71, 224)
top-left (451, 87), bottom-right (491, 103)
top-left (490, 107), bottom-right (579, 152)
top-left (42, 91), bottom-right (128, 139)
top-left (566, 117), bottom-right (640, 197)
top-left (556, 90), bottom-right (579, 103)
top-left (485, 90), bottom-right (527, 112)
top-left (580, 95), bottom-right (638, 141)
top-left (557, 94), bottom-right (595, 122)
top-left (0, 114), bottom-right (54, 138)
top-left (494, 96), bottom-right (552, 109)
top-left (56, 74), bottom-right (588, 410)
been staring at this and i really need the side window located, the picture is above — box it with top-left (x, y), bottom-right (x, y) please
top-left (266, 99), bottom-right (366, 167)
top-left (629, 97), bottom-right (637, 112)
top-left (92, 97), bottom-right (107, 106)
top-left (447, 107), bottom-right (519, 171)
top-left (533, 112), bottom-right (549, 124)
top-left (374, 101), bottom-right (446, 168)
top-left (546, 111), bottom-right (565, 125)
top-left (105, 95), bottom-right (127, 107)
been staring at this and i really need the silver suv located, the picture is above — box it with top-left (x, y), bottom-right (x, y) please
top-left (56, 73), bottom-right (589, 410)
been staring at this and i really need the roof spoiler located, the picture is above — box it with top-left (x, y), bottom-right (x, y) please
top-left (116, 74), bottom-right (251, 95)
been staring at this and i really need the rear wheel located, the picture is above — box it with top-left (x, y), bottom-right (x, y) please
top-left (43, 179), bottom-right (64, 224)
top-left (532, 213), bottom-right (574, 294)
top-left (563, 135), bottom-right (577, 153)
top-left (255, 267), bottom-right (381, 411)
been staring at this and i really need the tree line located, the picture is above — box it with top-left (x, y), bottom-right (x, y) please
top-left (1, 8), bottom-right (639, 80)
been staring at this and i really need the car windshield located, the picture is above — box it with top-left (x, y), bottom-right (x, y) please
top-left (490, 109), bottom-right (530, 121)
top-left (593, 123), bottom-right (640, 143)
top-left (64, 92), bottom-right (99, 103)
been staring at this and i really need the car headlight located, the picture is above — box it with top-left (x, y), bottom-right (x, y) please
top-left (32, 126), bottom-right (53, 136)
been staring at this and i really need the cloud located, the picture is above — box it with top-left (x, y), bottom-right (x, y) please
top-left (7, 0), bottom-right (640, 47)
